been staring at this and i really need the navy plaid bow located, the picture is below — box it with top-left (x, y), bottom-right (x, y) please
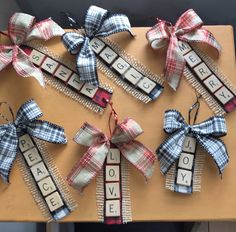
top-left (156, 110), bottom-right (229, 175)
top-left (0, 99), bottom-right (67, 183)
top-left (62, 5), bottom-right (133, 86)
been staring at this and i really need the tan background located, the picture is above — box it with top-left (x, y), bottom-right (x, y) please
top-left (0, 26), bottom-right (235, 222)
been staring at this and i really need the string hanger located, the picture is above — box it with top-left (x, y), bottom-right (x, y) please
top-left (107, 101), bottom-right (118, 138)
top-left (60, 12), bottom-right (83, 31)
top-left (188, 92), bottom-right (201, 125)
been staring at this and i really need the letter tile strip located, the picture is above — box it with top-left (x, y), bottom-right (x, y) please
top-left (22, 41), bottom-right (113, 114)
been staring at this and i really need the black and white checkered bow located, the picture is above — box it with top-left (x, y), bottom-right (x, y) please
top-left (156, 110), bottom-right (229, 175)
top-left (62, 5), bottom-right (133, 86)
top-left (0, 99), bottom-right (67, 183)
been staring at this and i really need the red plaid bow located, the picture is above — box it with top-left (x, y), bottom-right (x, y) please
top-left (146, 9), bottom-right (221, 90)
top-left (67, 118), bottom-right (156, 192)
top-left (0, 13), bottom-right (64, 86)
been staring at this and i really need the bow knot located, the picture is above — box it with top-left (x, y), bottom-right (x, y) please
top-left (67, 118), bottom-right (155, 192)
top-left (146, 9), bottom-right (221, 90)
top-left (0, 99), bottom-right (67, 183)
top-left (0, 13), bottom-right (64, 86)
top-left (62, 5), bottom-right (133, 86)
top-left (157, 110), bottom-right (228, 175)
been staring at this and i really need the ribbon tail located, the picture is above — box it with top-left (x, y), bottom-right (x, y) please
top-left (12, 48), bottom-right (45, 87)
top-left (165, 35), bottom-right (185, 90)
top-left (119, 141), bottom-right (156, 179)
top-left (67, 143), bottom-right (109, 192)
top-left (196, 135), bottom-right (229, 174)
top-left (76, 38), bottom-right (99, 86)
top-left (0, 46), bottom-right (13, 71)
top-left (26, 120), bottom-right (67, 144)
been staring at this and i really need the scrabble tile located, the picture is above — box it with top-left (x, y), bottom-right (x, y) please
top-left (38, 176), bottom-right (56, 196)
top-left (215, 86), bottom-right (234, 105)
top-left (124, 68), bottom-right (143, 85)
top-left (182, 136), bottom-right (197, 153)
top-left (41, 57), bottom-right (59, 74)
top-left (137, 77), bottom-right (156, 94)
top-left (184, 51), bottom-right (201, 68)
top-left (105, 182), bottom-right (120, 199)
top-left (23, 147), bottom-right (42, 166)
top-left (176, 169), bottom-right (192, 187)
top-left (30, 162), bottom-right (49, 182)
top-left (89, 38), bottom-right (105, 54)
top-left (67, 73), bottom-right (84, 91)
top-left (178, 41), bottom-right (192, 55)
top-left (80, 83), bottom-right (98, 98)
top-left (105, 200), bottom-right (120, 217)
top-left (99, 47), bottom-right (118, 64)
top-left (107, 149), bottom-right (120, 164)
top-left (19, 134), bottom-right (34, 152)
top-left (178, 152), bottom-right (194, 170)
top-left (111, 57), bottom-right (130, 75)
top-left (29, 49), bottom-right (46, 66)
top-left (204, 74), bottom-right (223, 92)
top-left (45, 191), bottom-right (64, 212)
top-left (105, 165), bottom-right (120, 182)
top-left (194, 63), bottom-right (212, 80)
top-left (54, 65), bottom-right (72, 82)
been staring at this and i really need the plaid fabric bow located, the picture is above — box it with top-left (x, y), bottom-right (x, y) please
top-left (146, 9), bottom-right (221, 90)
top-left (67, 118), bottom-right (156, 192)
top-left (0, 99), bottom-right (67, 183)
top-left (62, 5), bottom-right (133, 86)
top-left (0, 13), bottom-right (64, 86)
top-left (156, 110), bottom-right (228, 175)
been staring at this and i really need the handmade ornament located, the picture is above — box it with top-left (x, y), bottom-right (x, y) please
top-left (156, 96), bottom-right (229, 193)
top-left (62, 5), bottom-right (164, 103)
top-left (67, 102), bottom-right (156, 224)
top-left (0, 13), bottom-right (113, 113)
top-left (146, 9), bottom-right (236, 115)
top-left (0, 99), bottom-right (76, 220)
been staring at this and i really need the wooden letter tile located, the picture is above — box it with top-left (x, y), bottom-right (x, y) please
top-left (105, 165), bottom-right (120, 182)
top-left (38, 176), bottom-right (56, 196)
top-left (176, 169), bottom-right (192, 186)
top-left (45, 191), bottom-right (64, 212)
top-left (215, 86), bottom-right (234, 104)
top-left (124, 68), bottom-right (143, 85)
top-left (137, 77), bottom-right (156, 94)
top-left (105, 182), bottom-right (120, 199)
top-left (30, 162), bottom-right (49, 182)
top-left (23, 147), bottom-right (42, 166)
top-left (90, 38), bottom-right (105, 54)
top-left (80, 83), bottom-right (98, 98)
top-left (178, 152), bottom-right (194, 170)
top-left (67, 73), bottom-right (84, 91)
top-left (19, 134), bottom-right (34, 152)
top-left (184, 51), bottom-right (201, 68)
top-left (105, 200), bottom-right (120, 217)
top-left (178, 41), bottom-right (192, 55)
top-left (54, 65), bottom-right (72, 82)
top-left (203, 74), bottom-right (223, 92)
top-left (29, 49), bottom-right (46, 66)
top-left (99, 47), bottom-right (118, 64)
top-left (182, 136), bottom-right (196, 153)
top-left (112, 57), bottom-right (130, 75)
top-left (41, 57), bottom-right (59, 74)
top-left (193, 63), bottom-right (212, 80)
top-left (107, 148), bottom-right (120, 164)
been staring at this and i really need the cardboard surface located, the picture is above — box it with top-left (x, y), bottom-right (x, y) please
top-left (0, 26), bottom-right (235, 222)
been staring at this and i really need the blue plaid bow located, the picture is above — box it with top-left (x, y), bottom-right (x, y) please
top-left (156, 110), bottom-right (229, 175)
top-left (62, 5), bottom-right (133, 86)
top-left (0, 99), bottom-right (67, 183)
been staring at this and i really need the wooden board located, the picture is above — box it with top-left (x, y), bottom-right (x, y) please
top-left (0, 26), bottom-right (235, 222)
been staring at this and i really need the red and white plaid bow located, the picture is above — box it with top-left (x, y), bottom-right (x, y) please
top-left (146, 9), bottom-right (221, 90)
top-left (0, 13), bottom-right (64, 86)
top-left (67, 118), bottom-right (156, 192)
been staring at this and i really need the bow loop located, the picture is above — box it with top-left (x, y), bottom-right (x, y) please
top-left (157, 110), bottom-right (229, 175)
